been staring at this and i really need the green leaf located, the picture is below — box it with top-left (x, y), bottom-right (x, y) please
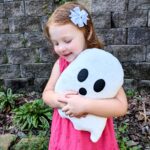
top-left (21, 121), bottom-right (28, 130)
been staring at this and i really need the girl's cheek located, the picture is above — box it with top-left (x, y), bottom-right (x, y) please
top-left (53, 48), bottom-right (58, 54)
top-left (54, 46), bottom-right (57, 52)
top-left (67, 45), bottom-right (71, 50)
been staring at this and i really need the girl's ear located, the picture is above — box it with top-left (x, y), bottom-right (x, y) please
top-left (87, 26), bottom-right (93, 41)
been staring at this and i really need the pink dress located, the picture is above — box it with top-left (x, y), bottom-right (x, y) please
top-left (49, 57), bottom-right (119, 150)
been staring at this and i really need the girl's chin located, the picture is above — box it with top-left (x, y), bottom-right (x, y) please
top-left (64, 57), bottom-right (74, 62)
top-left (63, 55), bottom-right (76, 62)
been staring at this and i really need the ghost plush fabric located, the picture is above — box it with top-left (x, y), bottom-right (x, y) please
top-left (55, 48), bottom-right (124, 142)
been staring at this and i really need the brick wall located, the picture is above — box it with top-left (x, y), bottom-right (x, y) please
top-left (0, 0), bottom-right (150, 92)
top-left (90, 0), bottom-right (150, 90)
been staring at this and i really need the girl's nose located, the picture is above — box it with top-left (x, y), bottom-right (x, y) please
top-left (58, 45), bottom-right (66, 53)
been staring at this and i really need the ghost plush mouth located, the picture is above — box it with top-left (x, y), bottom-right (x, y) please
top-left (55, 48), bottom-right (124, 142)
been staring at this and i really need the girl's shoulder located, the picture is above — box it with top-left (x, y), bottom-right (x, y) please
top-left (52, 59), bottom-right (59, 69)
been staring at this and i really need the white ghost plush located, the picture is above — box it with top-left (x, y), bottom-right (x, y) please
top-left (55, 48), bottom-right (124, 142)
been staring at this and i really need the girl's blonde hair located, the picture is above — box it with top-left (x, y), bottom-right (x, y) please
top-left (44, 2), bottom-right (103, 49)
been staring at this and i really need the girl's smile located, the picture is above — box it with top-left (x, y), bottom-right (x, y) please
top-left (63, 52), bottom-right (72, 57)
top-left (49, 23), bottom-right (87, 62)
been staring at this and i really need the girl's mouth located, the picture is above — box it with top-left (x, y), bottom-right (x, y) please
top-left (63, 52), bottom-right (72, 57)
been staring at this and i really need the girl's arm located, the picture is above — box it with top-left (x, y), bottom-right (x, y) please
top-left (60, 87), bottom-right (128, 118)
top-left (42, 59), bottom-right (65, 109)
top-left (85, 87), bottom-right (128, 117)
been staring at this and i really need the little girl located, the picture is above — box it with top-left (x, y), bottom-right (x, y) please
top-left (42, 2), bottom-right (128, 150)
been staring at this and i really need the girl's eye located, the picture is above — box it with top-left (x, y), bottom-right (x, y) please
top-left (65, 40), bottom-right (72, 43)
top-left (54, 42), bottom-right (59, 46)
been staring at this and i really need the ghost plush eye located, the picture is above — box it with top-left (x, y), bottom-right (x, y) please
top-left (79, 87), bottom-right (87, 95)
top-left (77, 68), bottom-right (88, 82)
top-left (93, 79), bottom-right (105, 92)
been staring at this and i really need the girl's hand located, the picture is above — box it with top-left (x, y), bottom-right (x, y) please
top-left (57, 91), bottom-right (78, 109)
top-left (58, 94), bottom-right (88, 118)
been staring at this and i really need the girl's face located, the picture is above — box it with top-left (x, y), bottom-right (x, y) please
top-left (49, 23), bottom-right (87, 62)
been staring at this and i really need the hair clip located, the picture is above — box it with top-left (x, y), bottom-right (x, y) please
top-left (69, 7), bottom-right (89, 27)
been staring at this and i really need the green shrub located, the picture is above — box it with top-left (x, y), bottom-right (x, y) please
top-left (0, 88), bottom-right (23, 112)
top-left (13, 99), bottom-right (53, 131)
top-left (12, 133), bottom-right (49, 150)
top-left (126, 89), bottom-right (136, 98)
top-left (58, 0), bottom-right (74, 5)
top-left (116, 123), bottom-right (129, 149)
top-left (116, 123), bottom-right (142, 150)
